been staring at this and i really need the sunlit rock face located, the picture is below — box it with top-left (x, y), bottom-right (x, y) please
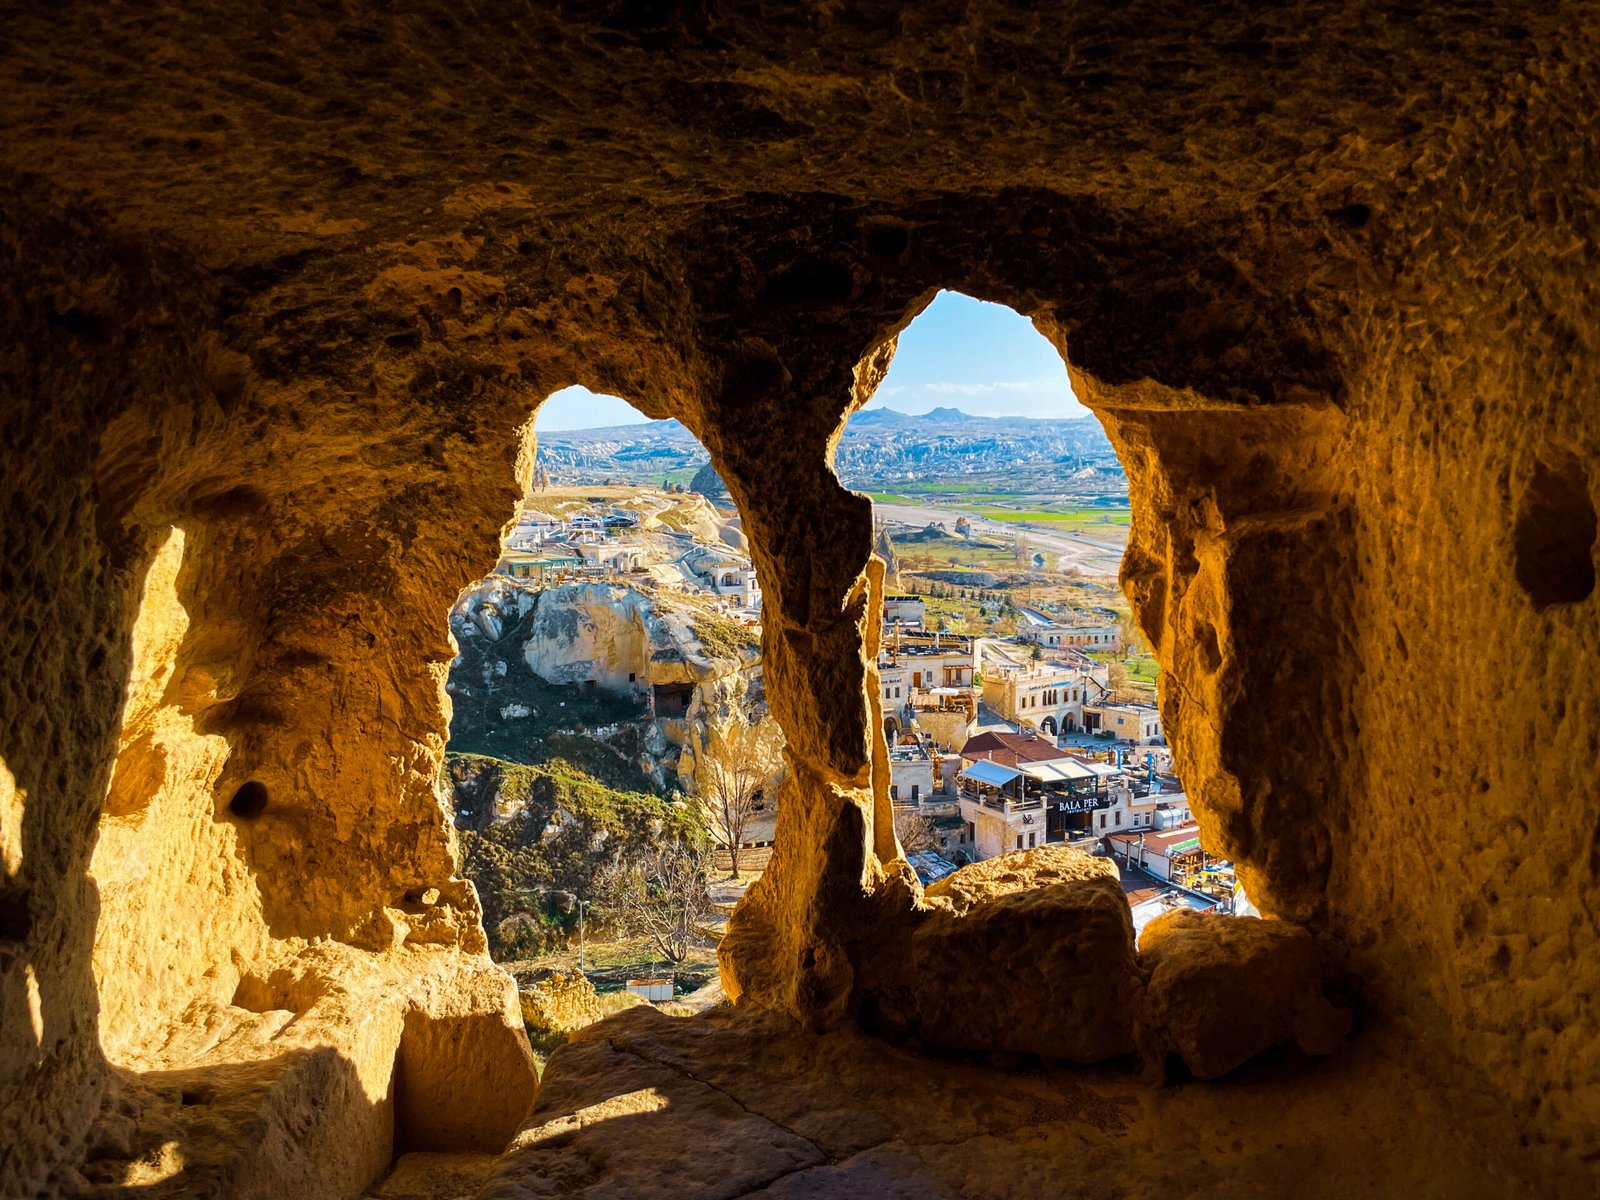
top-left (0, 2), bottom-right (1597, 1195)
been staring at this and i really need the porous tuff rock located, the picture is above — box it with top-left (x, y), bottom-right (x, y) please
top-left (857, 846), bottom-right (1140, 1062)
top-left (74, 943), bottom-right (535, 1197)
top-left (490, 1004), bottom-right (1596, 1200)
top-left (1136, 909), bottom-right (1351, 1080)
top-left (1, 1), bottom-right (1598, 1193)
top-left (515, 968), bottom-right (604, 1044)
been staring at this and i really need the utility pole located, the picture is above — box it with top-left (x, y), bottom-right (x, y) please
top-left (577, 898), bottom-right (590, 971)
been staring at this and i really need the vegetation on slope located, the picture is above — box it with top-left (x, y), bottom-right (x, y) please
top-left (447, 600), bottom-right (653, 791)
top-left (690, 612), bottom-right (759, 661)
top-left (450, 753), bottom-right (702, 960)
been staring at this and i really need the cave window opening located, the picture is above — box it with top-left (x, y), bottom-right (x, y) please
top-left (227, 781), bottom-right (269, 821)
top-left (442, 384), bottom-right (780, 1035)
top-left (850, 290), bottom-right (1240, 932)
top-left (1513, 454), bottom-right (1597, 610)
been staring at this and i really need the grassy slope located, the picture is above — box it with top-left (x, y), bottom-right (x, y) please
top-left (451, 753), bottom-right (701, 959)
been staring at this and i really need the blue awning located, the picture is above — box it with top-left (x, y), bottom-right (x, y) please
top-left (962, 759), bottom-right (1021, 787)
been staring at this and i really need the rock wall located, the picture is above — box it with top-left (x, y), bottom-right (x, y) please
top-left (0, 2), bottom-right (1596, 1193)
top-left (448, 576), bottom-right (763, 784)
top-left (514, 968), bottom-right (604, 1052)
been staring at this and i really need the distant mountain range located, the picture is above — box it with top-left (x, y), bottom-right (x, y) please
top-left (536, 408), bottom-right (1119, 489)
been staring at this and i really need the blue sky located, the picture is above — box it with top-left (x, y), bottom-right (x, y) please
top-left (534, 290), bottom-right (1084, 431)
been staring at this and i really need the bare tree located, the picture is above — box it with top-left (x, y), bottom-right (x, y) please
top-left (594, 842), bottom-right (715, 965)
top-left (1116, 610), bottom-right (1144, 655)
top-left (694, 713), bottom-right (785, 880)
top-left (894, 806), bottom-right (939, 856)
top-left (962, 605), bottom-right (984, 636)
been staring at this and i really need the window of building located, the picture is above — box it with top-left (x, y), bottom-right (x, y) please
top-left (890, 784), bottom-right (899, 800)
top-left (1028, 831), bottom-right (1036, 848)
top-left (911, 784), bottom-right (919, 800)
top-left (1016, 835), bottom-right (1023, 850)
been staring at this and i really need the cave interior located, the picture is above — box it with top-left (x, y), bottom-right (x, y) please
top-left (1, 2), bottom-right (1598, 1197)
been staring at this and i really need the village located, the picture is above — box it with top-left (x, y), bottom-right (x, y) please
top-left (494, 484), bottom-right (763, 618)
top-left (471, 479), bottom-right (1241, 963)
top-left (873, 592), bottom-right (1244, 931)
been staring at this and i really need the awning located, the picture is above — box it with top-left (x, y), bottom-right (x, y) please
top-left (1018, 760), bottom-right (1078, 783)
top-left (962, 760), bottom-right (1021, 787)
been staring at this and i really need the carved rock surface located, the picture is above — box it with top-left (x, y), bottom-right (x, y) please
top-left (859, 846), bottom-right (1140, 1062)
top-left (486, 1005), bottom-right (1592, 1200)
top-left (1136, 909), bottom-right (1351, 1080)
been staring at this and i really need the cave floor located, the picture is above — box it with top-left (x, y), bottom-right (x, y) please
top-left (370, 1004), bottom-right (1588, 1200)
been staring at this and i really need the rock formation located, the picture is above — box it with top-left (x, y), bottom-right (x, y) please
top-left (0, 2), bottom-right (1597, 1196)
top-left (449, 577), bottom-right (762, 785)
top-left (513, 968), bottom-right (605, 1054)
top-left (689, 461), bottom-right (732, 505)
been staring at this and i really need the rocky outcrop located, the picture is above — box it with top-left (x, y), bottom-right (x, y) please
top-left (856, 848), bottom-right (1139, 1062)
top-left (447, 754), bottom-right (695, 959)
top-left (690, 461), bottom-right (732, 504)
top-left (450, 577), bottom-right (761, 786)
top-left (1135, 908), bottom-right (1350, 1080)
top-left (841, 845), bottom-right (1348, 1072)
top-left (514, 967), bottom-right (604, 1051)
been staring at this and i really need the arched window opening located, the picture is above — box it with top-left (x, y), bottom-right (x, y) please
top-left (852, 292), bottom-right (1231, 932)
top-left (443, 386), bottom-right (779, 1056)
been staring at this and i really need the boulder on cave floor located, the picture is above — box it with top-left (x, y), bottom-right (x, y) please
top-left (1135, 907), bottom-right (1351, 1080)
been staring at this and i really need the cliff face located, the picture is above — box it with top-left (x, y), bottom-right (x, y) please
top-left (1, 2), bottom-right (1597, 1196)
top-left (448, 576), bottom-right (762, 786)
top-left (447, 754), bottom-right (695, 959)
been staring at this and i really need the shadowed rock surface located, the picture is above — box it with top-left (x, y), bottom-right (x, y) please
top-left (0, 2), bottom-right (1597, 1196)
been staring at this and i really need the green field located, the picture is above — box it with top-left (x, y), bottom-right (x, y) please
top-left (972, 507), bottom-right (1130, 525)
top-left (1126, 653), bottom-right (1159, 684)
top-left (894, 540), bottom-right (1015, 568)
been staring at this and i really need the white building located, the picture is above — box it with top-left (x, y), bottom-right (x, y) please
top-left (887, 738), bottom-right (935, 805)
top-left (883, 594), bottom-right (927, 631)
top-left (1105, 824), bottom-right (1208, 884)
top-left (1092, 776), bottom-right (1191, 838)
top-left (1082, 701), bottom-right (1162, 744)
top-left (979, 641), bottom-right (1110, 737)
top-left (682, 547), bottom-right (762, 609)
top-left (955, 759), bottom-right (1049, 860)
top-left (1018, 606), bottom-right (1122, 652)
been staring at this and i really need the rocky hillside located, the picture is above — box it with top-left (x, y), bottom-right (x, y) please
top-left (449, 753), bottom-right (700, 958)
top-left (520, 484), bottom-right (742, 548)
top-left (449, 579), bottom-right (760, 777)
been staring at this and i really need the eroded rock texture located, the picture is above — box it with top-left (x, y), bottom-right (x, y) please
top-left (0, 2), bottom-right (1596, 1195)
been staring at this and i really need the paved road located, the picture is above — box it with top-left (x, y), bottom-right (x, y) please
top-left (872, 501), bottom-right (1125, 577)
